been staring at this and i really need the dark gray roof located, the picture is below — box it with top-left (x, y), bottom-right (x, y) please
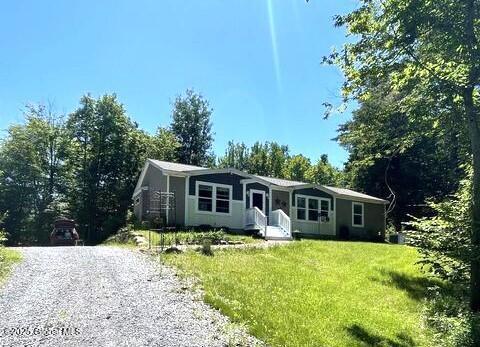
top-left (149, 159), bottom-right (208, 172)
top-left (253, 175), bottom-right (305, 187)
top-left (323, 186), bottom-right (388, 203)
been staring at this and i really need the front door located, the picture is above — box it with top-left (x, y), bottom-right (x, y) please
top-left (250, 189), bottom-right (266, 214)
top-left (318, 198), bottom-right (333, 234)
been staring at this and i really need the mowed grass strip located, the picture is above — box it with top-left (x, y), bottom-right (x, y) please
top-left (0, 247), bottom-right (21, 285)
top-left (164, 240), bottom-right (435, 347)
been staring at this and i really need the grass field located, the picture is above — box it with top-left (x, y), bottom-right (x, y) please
top-left (164, 240), bottom-right (436, 347)
top-left (0, 247), bottom-right (21, 285)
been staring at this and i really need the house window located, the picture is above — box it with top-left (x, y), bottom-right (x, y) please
top-left (352, 202), bottom-right (364, 227)
top-left (196, 182), bottom-right (231, 214)
top-left (297, 197), bottom-right (306, 220)
top-left (308, 199), bottom-right (318, 221)
top-left (216, 187), bottom-right (230, 213)
top-left (198, 184), bottom-right (213, 212)
top-left (297, 195), bottom-right (331, 222)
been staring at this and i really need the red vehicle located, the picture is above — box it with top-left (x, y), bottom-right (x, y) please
top-left (50, 219), bottom-right (79, 246)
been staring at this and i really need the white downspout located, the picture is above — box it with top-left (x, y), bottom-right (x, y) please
top-left (268, 186), bottom-right (272, 219)
top-left (242, 182), bottom-right (247, 229)
top-left (333, 196), bottom-right (337, 236)
top-left (184, 176), bottom-right (189, 227)
top-left (166, 174), bottom-right (170, 225)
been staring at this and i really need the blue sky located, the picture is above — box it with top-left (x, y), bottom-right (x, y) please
top-left (0, 0), bottom-right (356, 167)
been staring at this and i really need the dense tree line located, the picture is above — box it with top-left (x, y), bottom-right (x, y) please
top-left (328, 0), bottom-right (480, 343)
top-left (0, 90), bottom-right (213, 245)
top-left (0, 88), bottom-right (342, 245)
top-left (218, 141), bottom-right (342, 185)
top-left (337, 84), bottom-right (468, 229)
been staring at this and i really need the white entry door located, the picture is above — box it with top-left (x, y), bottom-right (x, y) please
top-left (250, 189), bottom-right (266, 214)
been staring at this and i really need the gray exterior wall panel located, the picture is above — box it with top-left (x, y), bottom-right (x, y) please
top-left (169, 176), bottom-right (186, 226)
top-left (189, 173), bottom-right (247, 200)
top-left (143, 165), bottom-right (167, 191)
top-left (271, 190), bottom-right (290, 215)
top-left (292, 188), bottom-right (334, 210)
top-left (336, 198), bottom-right (385, 238)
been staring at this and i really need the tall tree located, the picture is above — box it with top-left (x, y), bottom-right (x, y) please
top-left (217, 141), bottom-right (250, 171)
top-left (0, 105), bottom-right (68, 244)
top-left (268, 142), bottom-right (289, 178)
top-left (66, 94), bottom-right (147, 242)
top-left (327, 0), bottom-right (480, 311)
top-left (337, 84), bottom-right (467, 228)
top-left (170, 89), bottom-right (214, 166)
top-left (248, 142), bottom-right (271, 176)
top-left (283, 154), bottom-right (311, 182)
top-left (147, 127), bottom-right (180, 161)
top-left (246, 141), bottom-right (290, 177)
top-left (306, 154), bottom-right (343, 186)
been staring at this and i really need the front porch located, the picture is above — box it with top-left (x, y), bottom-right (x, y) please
top-left (243, 184), bottom-right (336, 240)
top-left (244, 207), bottom-right (292, 240)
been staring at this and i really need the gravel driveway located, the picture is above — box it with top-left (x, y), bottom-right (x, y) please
top-left (0, 247), bottom-right (262, 347)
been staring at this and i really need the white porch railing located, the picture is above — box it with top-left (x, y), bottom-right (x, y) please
top-left (245, 207), bottom-right (267, 232)
top-left (269, 209), bottom-right (291, 236)
top-left (245, 207), bottom-right (291, 239)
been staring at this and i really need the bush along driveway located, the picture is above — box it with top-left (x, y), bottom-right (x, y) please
top-left (0, 247), bottom-right (21, 286)
top-left (0, 246), bottom-right (262, 347)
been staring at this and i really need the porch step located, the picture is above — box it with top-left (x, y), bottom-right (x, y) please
top-left (258, 226), bottom-right (292, 241)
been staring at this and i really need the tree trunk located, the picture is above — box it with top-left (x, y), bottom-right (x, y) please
top-left (464, 87), bottom-right (480, 312)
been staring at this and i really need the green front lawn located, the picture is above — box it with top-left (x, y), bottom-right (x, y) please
top-left (164, 240), bottom-right (435, 347)
top-left (0, 247), bottom-right (21, 285)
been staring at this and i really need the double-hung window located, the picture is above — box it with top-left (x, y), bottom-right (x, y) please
top-left (197, 182), bottom-right (231, 214)
top-left (198, 184), bottom-right (213, 212)
top-left (297, 197), bottom-right (306, 220)
top-left (297, 196), bottom-right (330, 222)
top-left (352, 202), bottom-right (364, 227)
top-left (308, 199), bottom-right (319, 221)
top-left (215, 187), bottom-right (230, 213)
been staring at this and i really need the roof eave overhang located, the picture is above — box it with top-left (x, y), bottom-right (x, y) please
top-left (240, 176), bottom-right (275, 187)
top-left (184, 168), bottom-right (250, 177)
top-left (335, 194), bottom-right (389, 205)
top-left (292, 184), bottom-right (339, 196)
